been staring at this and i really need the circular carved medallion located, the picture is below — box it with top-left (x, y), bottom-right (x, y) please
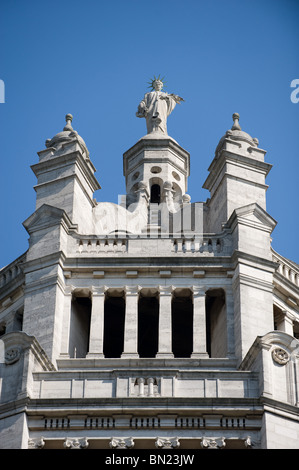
top-left (272, 347), bottom-right (289, 365)
top-left (5, 347), bottom-right (21, 365)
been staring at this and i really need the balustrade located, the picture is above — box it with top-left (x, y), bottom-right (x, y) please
top-left (173, 237), bottom-right (224, 254)
top-left (273, 254), bottom-right (299, 287)
top-left (77, 238), bottom-right (127, 253)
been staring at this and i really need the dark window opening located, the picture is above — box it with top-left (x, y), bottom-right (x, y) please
top-left (14, 308), bottom-right (23, 331)
top-left (69, 296), bottom-right (91, 358)
top-left (172, 296), bottom-right (193, 358)
top-left (206, 289), bottom-right (226, 358)
top-left (150, 184), bottom-right (161, 204)
top-left (0, 324), bottom-right (6, 338)
top-left (138, 296), bottom-right (159, 358)
top-left (103, 296), bottom-right (125, 358)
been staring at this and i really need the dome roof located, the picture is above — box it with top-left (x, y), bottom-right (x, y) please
top-left (45, 114), bottom-right (89, 157)
top-left (215, 113), bottom-right (259, 156)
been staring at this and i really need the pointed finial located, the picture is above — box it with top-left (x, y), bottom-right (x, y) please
top-left (64, 113), bottom-right (73, 131)
top-left (231, 112), bottom-right (241, 131)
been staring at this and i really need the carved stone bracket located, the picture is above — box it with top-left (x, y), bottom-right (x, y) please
top-left (201, 437), bottom-right (226, 449)
top-left (271, 347), bottom-right (290, 365)
top-left (63, 437), bottom-right (89, 449)
top-left (155, 437), bottom-right (180, 449)
top-left (28, 437), bottom-right (45, 449)
top-left (244, 436), bottom-right (252, 448)
top-left (109, 437), bottom-right (135, 449)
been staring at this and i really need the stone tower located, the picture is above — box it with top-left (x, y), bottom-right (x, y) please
top-left (0, 84), bottom-right (299, 449)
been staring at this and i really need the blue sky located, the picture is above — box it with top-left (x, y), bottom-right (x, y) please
top-left (0, 0), bottom-right (298, 267)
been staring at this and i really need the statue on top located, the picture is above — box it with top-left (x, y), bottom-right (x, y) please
top-left (136, 75), bottom-right (184, 135)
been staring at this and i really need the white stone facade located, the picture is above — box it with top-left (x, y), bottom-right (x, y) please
top-left (0, 109), bottom-right (299, 449)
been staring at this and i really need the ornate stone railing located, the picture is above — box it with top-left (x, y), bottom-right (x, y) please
top-left (173, 235), bottom-right (232, 255)
top-left (76, 238), bottom-right (128, 253)
top-left (272, 251), bottom-right (299, 288)
top-left (0, 253), bottom-right (26, 290)
top-left (74, 235), bottom-right (232, 256)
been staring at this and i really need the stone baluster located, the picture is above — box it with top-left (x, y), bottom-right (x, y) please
top-left (122, 286), bottom-right (140, 358)
top-left (138, 377), bottom-right (145, 396)
top-left (87, 286), bottom-right (107, 358)
top-left (148, 377), bottom-right (155, 396)
top-left (156, 286), bottom-right (174, 358)
top-left (191, 286), bottom-right (209, 358)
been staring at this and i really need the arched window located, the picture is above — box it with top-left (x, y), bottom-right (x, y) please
top-left (150, 184), bottom-right (161, 204)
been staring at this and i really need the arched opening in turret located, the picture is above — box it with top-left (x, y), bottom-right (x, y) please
top-left (69, 293), bottom-right (91, 358)
top-left (138, 293), bottom-right (159, 357)
top-left (172, 289), bottom-right (193, 358)
top-left (150, 184), bottom-right (161, 204)
top-left (103, 294), bottom-right (125, 358)
top-left (205, 288), bottom-right (227, 357)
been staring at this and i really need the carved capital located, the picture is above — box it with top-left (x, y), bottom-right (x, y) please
top-left (191, 285), bottom-right (206, 298)
top-left (124, 285), bottom-right (141, 296)
top-left (159, 285), bottom-right (174, 296)
top-left (91, 285), bottom-right (108, 297)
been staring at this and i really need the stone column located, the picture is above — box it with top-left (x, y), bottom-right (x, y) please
top-left (122, 286), bottom-right (140, 358)
top-left (156, 286), bottom-right (174, 358)
top-left (191, 286), bottom-right (209, 358)
top-left (60, 286), bottom-right (73, 357)
top-left (276, 310), bottom-right (294, 336)
top-left (224, 286), bottom-right (236, 358)
top-left (87, 286), bottom-right (107, 358)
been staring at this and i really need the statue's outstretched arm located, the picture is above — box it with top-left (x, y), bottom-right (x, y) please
top-left (160, 93), bottom-right (184, 104)
top-left (169, 93), bottom-right (185, 104)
